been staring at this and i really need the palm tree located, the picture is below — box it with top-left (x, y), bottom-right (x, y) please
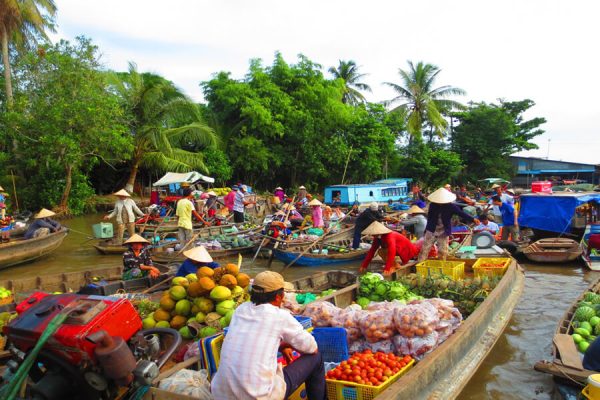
top-left (384, 61), bottom-right (465, 140)
top-left (0, 0), bottom-right (57, 108)
top-left (109, 63), bottom-right (218, 192)
top-left (328, 60), bottom-right (371, 106)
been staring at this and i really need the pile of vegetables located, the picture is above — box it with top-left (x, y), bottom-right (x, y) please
top-left (357, 273), bottom-right (421, 307)
top-left (0, 287), bottom-right (12, 301)
top-left (571, 292), bottom-right (600, 353)
top-left (0, 311), bottom-right (17, 348)
top-left (398, 273), bottom-right (500, 317)
top-left (201, 234), bottom-right (255, 249)
top-left (139, 264), bottom-right (251, 340)
top-left (210, 187), bottom-right (232, 196)
top-left (325, 350), bottom-right (413, 386)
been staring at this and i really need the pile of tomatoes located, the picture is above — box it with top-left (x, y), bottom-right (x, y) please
top-left (325, 350), bottom-right (413, 386)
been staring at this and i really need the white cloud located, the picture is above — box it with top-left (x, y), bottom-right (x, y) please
top-left (51, 0), bottom-right (600, 164)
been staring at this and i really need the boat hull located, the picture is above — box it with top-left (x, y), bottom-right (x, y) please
top-left (152, 244), bottom-right (258, 264)
top-left (0, 228), bottom-right (68, 269)
top-left (272, 248), bottom-right (367, 266)
top-left (523, 238), bottom-right (583, 263)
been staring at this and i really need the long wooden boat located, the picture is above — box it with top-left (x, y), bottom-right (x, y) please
top-left (274, 225), bottom-right (356, 252)
top-left (522, 237), bottom-right (583, 263)
top-left (93, 240), bottom-right (128, 255)
top-left (534, 277), bottom-right (600, 385)
top-left (273, 237), bottom-right (368, 267)
top-left (581, 225), bottom-right (600, 271)
top-left (313, 258), bottom-right (525, 399)
top-left (152, 243), bottom-right (258, 264)
top-left (0, 228), bottom-right (68, 270)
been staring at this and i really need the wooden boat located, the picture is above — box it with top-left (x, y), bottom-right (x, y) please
top-left (322, 258), bottom-right (525, 399)
top-left (0, 228), bottom-right (68, 270)
top-left (273, 225), bottom-right (356, 252)
top-left (152, 243), bottom-right (259, 264)
top-left (93, 240), bottom-right (128, 255)
top-left (522, 237), bottom-right (583, 263)
top-left (534, 277), bottom-right (600, 385)
top-left (581, 225), bottom-right (600, 271)
top-left (272, 237), bottom-right (368, 267)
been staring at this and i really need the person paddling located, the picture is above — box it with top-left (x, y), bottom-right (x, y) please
top-left (122, 234), bottom-right (160, 280)
top-left (24, 208), bottom-right (62, 239)
top-left (212, 271), bottom-right (326, 400)
top-left (176, 245), bottom-right (219, 277)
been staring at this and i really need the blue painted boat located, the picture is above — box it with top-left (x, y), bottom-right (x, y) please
top-left (272, 247), bottom-right (368, 266)
top-left (323, 178), bottom-right (412, 206)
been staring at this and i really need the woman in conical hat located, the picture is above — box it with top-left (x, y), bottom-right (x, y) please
top-left (399, 205), bottom-right (428, 239)
top-left (359, 221), bottom-right (420, 276)
top-left (24, 208), bottom-right (62, 240)
top-left (417, 188), bottom-right (480, 262)
top-left (177, 245), bottom-right (219, 277)
top-left (308, 198), bottom-right (324, 228)
top-left (103, 189), bottom-right (146, 245)
top-left (122, 234), bottom-right (159, 280)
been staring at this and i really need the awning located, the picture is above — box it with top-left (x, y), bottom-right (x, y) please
top-left (519, 192), bottom-right (600, 233)
top-left (152, 171), bottom-right (214, 187)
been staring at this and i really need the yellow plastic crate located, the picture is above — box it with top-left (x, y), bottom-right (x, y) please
top-left (416, 260), bottom-right (465, 280)
top-left (472, 257), bottom-right (511, 278)
top-left (325, 359), bottom-right (415, 400)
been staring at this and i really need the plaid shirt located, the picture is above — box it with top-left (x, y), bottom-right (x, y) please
top-left (211, 302), bottom-right (317, 400)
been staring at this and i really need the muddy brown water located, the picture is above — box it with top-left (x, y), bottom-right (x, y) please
top-left (0, 214), bottom-right (596, 399)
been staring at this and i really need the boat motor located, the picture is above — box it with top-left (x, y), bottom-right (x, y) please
top-left (2, 292), bottom-right (181, 400)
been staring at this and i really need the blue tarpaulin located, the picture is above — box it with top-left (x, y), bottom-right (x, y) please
top-left (519, 193), bottom-right (600, 233)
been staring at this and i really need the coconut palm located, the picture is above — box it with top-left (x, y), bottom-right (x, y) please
top-left (384, 61), bottom-right (465, 140)
top-left (328, 60), bottom-right (371, 106)
top-left (109, 63), bottom-right (218, 192)
top-left (0, 0), bottom-right (57, 108)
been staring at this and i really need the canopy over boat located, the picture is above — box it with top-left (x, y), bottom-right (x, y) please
top-left (519, 191), bottom-right (600, 233)
top-left (152, 171), bottom-right (214, 186)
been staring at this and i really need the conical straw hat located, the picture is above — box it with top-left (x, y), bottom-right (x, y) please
top-left (362, 221), bottom-right (392, 236)
top-left (428, 188), bottom-right (457, 204)
top-left (35, 208), bottom-right (56, 219)
top-left (206, 191), bottom-right (217, 196)
top-left (407, 205), bottom-right (426, 214)
top-left (282, 204), bottom-right (296, 211)
top-left (298, 186), bottom-right (306, 190)
top-left (113, 189), bottom-right (131, 197)
top-left (183, 246), bottom-right (213, 263)
top-left (308, 199), bottom-right (322, 206)
top-left (124, 234), bottom-right (150, 245)
top-left (0, 186), bottom-right (4, 192)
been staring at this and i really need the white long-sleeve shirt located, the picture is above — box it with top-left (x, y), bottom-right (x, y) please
top-left (211, 302), bottom-right (317, 400)
top-left (107, 198), bottom-right (144, 224)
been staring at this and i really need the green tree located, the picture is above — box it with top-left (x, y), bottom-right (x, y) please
top-left (384, 61), bottom-right (465, 141)
top-left (450, 99), bottom-right (546, 182)
top-left (109, 63), bottom-right (218, 192)
top-left (328, 60), bottom-right (371, 106)
top-left (396, 141), bottom-right (462, 188)
top-left (3, 37), bottom-right (131, 213)
top-left (0, 0), bottom-right (57, 109)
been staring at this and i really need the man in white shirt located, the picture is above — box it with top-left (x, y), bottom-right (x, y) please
top-left (212, 271), bottom-right (326, 400)
top-left (473, 214), bottom-right (500, 234)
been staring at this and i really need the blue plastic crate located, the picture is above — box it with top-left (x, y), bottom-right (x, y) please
top-left (312, 327), bottom-right (349, 363)
top-left (294, 315), bottom-right (312, 330)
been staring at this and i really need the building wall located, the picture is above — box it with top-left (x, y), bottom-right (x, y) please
top-left (510, 156), bottom-right (598, 186)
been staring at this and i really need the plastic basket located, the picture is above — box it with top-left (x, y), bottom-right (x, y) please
top-left (472, 257), bottom-right (511, 278)
top-left (92, 222), bottom-right (113, 239)
top-left (294, 315), bottom-right (313, 330)
top-left (416, 260), bottom-right (465, 280)
top-left (591, 224), bottom-right (600, 234)
top-left (312, 327), bottom-right (349, 363)
top-left (326, 359), bottom-right (415, 400)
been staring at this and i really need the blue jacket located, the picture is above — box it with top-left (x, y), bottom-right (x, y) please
top-left (176, 259), bottom-right (220, 277)
top-left (24, 218), bottom-right (61, 240)
top-left (425, 202), bottom-right (475, 236)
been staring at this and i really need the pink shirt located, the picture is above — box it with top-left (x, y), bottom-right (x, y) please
top-left (312, 206), bottom-right (323, 228)
top-left (224, 191), bottom-right (235, 210)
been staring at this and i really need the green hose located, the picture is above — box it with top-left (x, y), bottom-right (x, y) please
top-left (0, 311), bottom-right (69, 400)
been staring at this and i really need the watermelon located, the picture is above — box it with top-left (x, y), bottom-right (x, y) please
top-left (575, 306), bottom-right (595, 322)
top-left (584, 292), bottom-right (596, 302)
top-left (595, 322), bottom-right (600, 336)
top-left (581, 321), bottom-right (593, 333)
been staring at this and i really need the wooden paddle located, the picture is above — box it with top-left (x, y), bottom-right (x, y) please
top-left (553, 334), bottom-right (583, 370)
top-left (266, 196), bottom-right (295, 269)
top-left (151, 209), bottom-right (172, 239)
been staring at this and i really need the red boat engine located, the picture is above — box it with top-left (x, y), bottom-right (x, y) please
top-left (3, 292), bottom-right (181, 400)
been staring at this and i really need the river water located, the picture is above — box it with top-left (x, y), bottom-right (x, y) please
top-left (1, 214), bottom-right (596, 399)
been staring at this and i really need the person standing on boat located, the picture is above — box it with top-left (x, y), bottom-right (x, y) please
top-left (485, 184), bottom-right (513, 221)
top-left (233, 185), bottom-right (252, 223)
top-left (103, 189), bottom-right (145, 245)
top-left (0, 186), bottom-right (8, 219)
top-left (417, 188), bottom-right (479, 262)
top-left (296, 185), bottom-right (310, 209)
top-left (400, 205), bottom-right (428, 239)
top-left (212, 271), bottom-right (326, 400)
top-left (491, 195), bottom-right (519, 241)
top-left (309, 199), bottom-right (324, 228)
top-left (176, 245), bottom-right (219, 277)
top-left (122, 234), bottom-right (160, 280)
top-left (352, 202), bottom-right (384, 249)
top-left (24, 208), bottom-right (62, 239)
top-left (274, 186), bottom-right (286, 204)
top-left (359, 221), bottom-right (420, 275)
top-left (473, 214), bottom-right (500, 235)
top-left (176, 188), bottom-right (205, 248)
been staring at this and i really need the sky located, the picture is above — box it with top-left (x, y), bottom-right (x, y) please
top-left (50, 0), bottom-right (600, 164)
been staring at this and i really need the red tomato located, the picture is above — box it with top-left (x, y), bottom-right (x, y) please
top-left (358, 361), bottom-right (365, 368)
top-left (383, 369), bottom-right (393, 377)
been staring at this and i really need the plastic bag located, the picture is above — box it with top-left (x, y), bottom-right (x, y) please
top-left (364, 339), bottom-right (395, 354)
top-left (348, 338), bottom-right (368, 354)
top-left (331, 309), bottom-right (365, 341)
top-left (393, 302), bottom-right (439, 338)
top-left (282, 292), bottom-right (304, 314)
top-left (367, 301), bottom-right (406, 312)
top-left (359, 309), bottom-right (396, 343)
top-left (392, 332), bottom-right (439, 359)
top-left (158, 369), bottom-right (213, 399)
top-left (303, 301), bottom-right (341, 327)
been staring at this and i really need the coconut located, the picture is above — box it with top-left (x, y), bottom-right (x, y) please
top-left (155, 321), bottom-right (171, 328)
top-left (200, 326), bottom-right (218, 338)
top-left (179, 326), bottom-right (194, 340)
top-left (212, 267), bottom-right (226, 282)
top-left (195, 312), bottom-right (207, 323)
top-left (169, 285), bottom-right (187, 301)
top-left (205, 312), bottom-right (222, 328)
top-left (236, 273), bottom-right (251, 288)
top-left (159, 297), bottom-right (176, 311)
top-left (187, 282), bottom-right (204, 298)
top-left (210, 286), bottom-right (232, 302)
top-left (219, 274), bottom-right (238, 290)
top-left (170, 315), bottom-right (187, 330)
top-left (171, 277), bottom-right (189, 288)
top-left (225, 263), bottom-right (240, 276)
top-left (153, 309), bottom-right (171, 322)
top-left (174, 299), bottom-right (192, 316)
top-left (185, 273), bottom-right (199, 283)
top-left (142, 316), bottom-right (156, 329)
top-left (194, 297), bottom-right (214, 314)
top-left (191, 305), bottom-right (200, 315)
top-left (197, 266), bottom-right (215, 279)
top-left (231, 286), bottom-right (244, 299)
top-left (198, 277), bottom-right (216, 294)
top-left (216, 299), bottom-right (235, 316)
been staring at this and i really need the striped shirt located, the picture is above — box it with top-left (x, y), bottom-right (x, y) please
top-left (211, 302), bottom-right (317, 400)
top-left (233, 190), bottom-right (245, 213)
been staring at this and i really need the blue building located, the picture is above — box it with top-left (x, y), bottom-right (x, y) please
top-left (510, 156), bottom-right (599, 186)
top-left (323, 178), bottom-right (412, 206)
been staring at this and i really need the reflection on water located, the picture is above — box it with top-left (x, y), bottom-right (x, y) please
top-left (1, 215), bottom-right (597, 398)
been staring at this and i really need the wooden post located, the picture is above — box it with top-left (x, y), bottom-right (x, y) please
top-left (341, 146), bottom-right (352, 185)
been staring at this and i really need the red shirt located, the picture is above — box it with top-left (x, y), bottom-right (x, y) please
top-left (361, 231), bottom-right (418, 272)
